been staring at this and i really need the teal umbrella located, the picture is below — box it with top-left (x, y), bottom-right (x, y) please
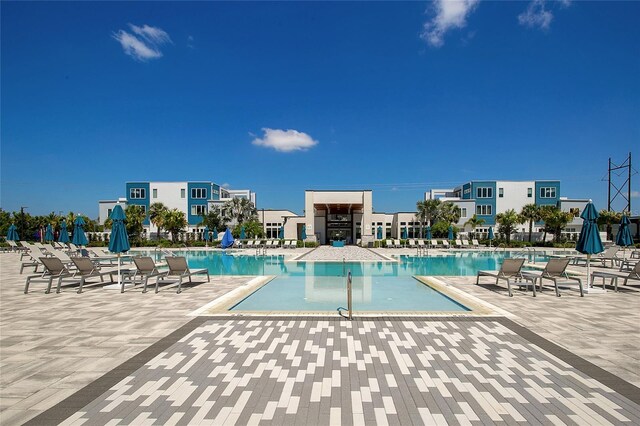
top-left (44, 224), bottom-right (55, 242)
top-left (203, 226), bottom-right (210, 242)
top-left (488, 226), bottom-right (494, 248)
top-left (576, 202), bottom-right (604, 287)
top-left (425, 226), bottom-right (432, 240)
top-left (278, 226), bottom-right (284, 239)
top-left (240, 226), bottom-right (246, 240)
top-left (448, 226), bottom-right (454, 241)
top-left (58, 220), bottom-right (70, 243)
top-left (212, 228), bottom-right (218, 240)
top-left (301, 225), bottom-right (307, 240)
top-left (72, 216), bottom-right (88, 246)
top-left (401, 227), bottom-right (407, 239)
top-left (616, 215), bottom-right (633, 247)
top-left (108, 205), bottom-right (130, 288)
top-left (6, 224), bottom-right (19, 241)
top-left (377, 226), bottom-right (383, 239)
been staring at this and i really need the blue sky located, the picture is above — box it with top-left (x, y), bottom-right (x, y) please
top-left (2, 1), bottom-right (638, 217)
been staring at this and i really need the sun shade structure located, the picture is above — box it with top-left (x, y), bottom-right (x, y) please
top-left (44, 224), bottom-right (55, 242)
top-left (58, 220), bottom-right (70, 243)
top-left (72, 216), bottom-right (88, 246)
top-left (203, 226), bottom-right (210, 242)
top-left (221, 228), bottom-right (235, 249)
top-left (616, 215), bottom-right (633, 247)
top-left (377, 226), bottom-right (383, 240)
top-left (6, 224), bottom-right (19, 241)
top-left (488, 226), bottom-right (494, 247)
top-left (448, 226), bottom-right (454, 241)
top-left (212, 228), bottom-right (218, 240)
top-left (108, 205), bottom-right (130, 287)
top-left (240, 226), bottom-right (246, 240)
top-left (576, 201), bottom-right (604, 289)
top-left (426, 226), bottom-right (432, 240)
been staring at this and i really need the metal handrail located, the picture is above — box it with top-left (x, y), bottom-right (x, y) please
top-left (337, 270), bottom-right (353, 320)
top-left (510, 246), bottom-right (537, 264)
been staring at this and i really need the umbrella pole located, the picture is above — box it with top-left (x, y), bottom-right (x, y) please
top-left (586, 254), bottom-right (591, 291)
top-left (117, 253), bottom-right (121, 286)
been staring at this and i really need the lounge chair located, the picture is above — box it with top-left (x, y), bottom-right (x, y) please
top-left (393, 239), bottom-right (402, 248)
top-left (130, 257), bottom-right (168, 294)
top-left (20, 246), bottom-right (54, 273)
top-left (245, 240), bottom-right (254, 249)
top-left (472, 239), bottom-right (481, 248)
top-left (429, 239), bottom-right (438, 248)
top-left (385, 239), bottom-right (394, 248)
top-left (591, 262), bottom-right (640, 292)
top-left (572, 246), bottom-right (621, 268)
top-left (71, 257), bottom-right (119, 294)
top-left (454, 239), bottom-right (462, 248)
top-left (7, 240), bottom-right (28, 253)
top-left (407, 239), bottom-right (416, 248)
top-left (161, 256), bottom-right (210, 294)
top-left (441, 240), bottom-right (450, 249)
top-left (521, 258), bottom-right (582, 297)
top-left (254, 240), bottom-right (264, 248)
top-left (24, 257), bottom-right (75, 294)
top-left (416, 239), bottom-right (426, 250)
top-left (272, 240), bottom-right (281, 248)
top-left (461, 240), bottom-right (470, 248)
top-left (476, 258), bottom-right (526, 297)
top-left (264, 240), bottom-right (274, 249)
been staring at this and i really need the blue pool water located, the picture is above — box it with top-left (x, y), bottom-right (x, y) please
top-left (144, 250), bottom-right (546, 277)
top-left (230, 275), bottom-right (470, 312)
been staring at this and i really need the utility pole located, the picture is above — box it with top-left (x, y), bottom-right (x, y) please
top-left (606, 152), bottom-right (634, 214)
top-left (19, 206), bottom-right (28, 241)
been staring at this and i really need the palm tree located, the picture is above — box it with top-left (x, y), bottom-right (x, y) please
top-left (495, 209), bottom-right (523, 244)
top-left (520, 204), bottom-right (541, 242)
top-left (201, 209), bottom-right (222, 232)
top-left (222, 198), bottom-right (258, 225)
top-left (539, 206), bottom-right (574, 242)
top-left (438, 202), bottom-right (461, 226)
top-left (597, 209), bottom-right (622, 241)
top-left (164, 209), bottom-right (187, 242)
top-left (124, 205), bottom-right (147, 243)
top-left (464, 214), bottom-right (485, 238)
top-left (149, 202), bottom-right (168, 240)
top-left (417, 199), bottom-right (441, 229)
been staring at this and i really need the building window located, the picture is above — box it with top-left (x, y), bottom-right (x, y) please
top-left (476, 205), bottom-right (493, 215)
top-left (191, 205), bottom-right (207, 216)
top-left (476, 187), bottom-right (493, 198)
top-left (107, 209), bottom-right (112, 217)
top-left (181, 189), bottom-right (186, 198)
top-left (461, 208), bottom-right (467, 218)
top-left (129, 188), bottom-right (146, 199)
top-left (540, 187), bottom-right (557, 198)
top-left (152, 189), bottom-right (157, 198)
top-left (569, 208), bottom-right (580, 217)
top-left (191, 188), bottom-right (207, 199)
top-left (265, 223), bottom-right (282, 239)
top-left (498, 188), bottom-right (504, 198)
top-left (527, 188), bottom-right (533, 198)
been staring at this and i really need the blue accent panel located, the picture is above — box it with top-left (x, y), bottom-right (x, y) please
top-left (461, 182), bottom-right (472, 199)
top-left (471, 181), bottom-right (496, 225)
top-left (188, 182), bottom-right (211, 225)
top-left (125, 182), bottom-right (150, 225)
top-left (211, 183), bottom-right (220, 201)
top-left (535, 181), bottom-right (560, 207)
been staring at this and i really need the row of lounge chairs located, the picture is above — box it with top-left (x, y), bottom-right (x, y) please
top-left (476, 257), bottom-right (640, 297)
top-left (385, 239), bottom-right (483, 249)
top-left (237, 240), bottom-right (298, 249)
top-left (24, 255), bottom-right (209, 295)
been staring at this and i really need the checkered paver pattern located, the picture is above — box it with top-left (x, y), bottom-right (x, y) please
top-left (62, 318), bottom-right (640, 425)
top-left (299, 246), bottom-right (390, 262)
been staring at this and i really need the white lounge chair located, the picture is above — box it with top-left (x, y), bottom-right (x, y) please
top-left (407, 239), bottom-right (416, 248)
top-left (472, 239), bottom-right (481, 248)
top-left (385, 239), bottom-right (394, 248)
top-left (71, 257), bottom-right (119, 294)
top-left (461, 240), bottom-right (470, 248)
top-left (393, 239), bottom-right (401, 248)
top-left (441, 240), bottom-right (450, 249)
top-left (454, 239), bottom-right (462, 248)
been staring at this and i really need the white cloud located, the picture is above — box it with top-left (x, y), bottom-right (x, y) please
top-left (421, 0), bottom-right (480, 47)
top-left (113, 24), bottom-right (171, 61)
top-left (251, 128), bottom-right (319, 153)
top-left (518, 0), bottom-right (566, 31)
top-left (631, 191), bottom-right (640, 198)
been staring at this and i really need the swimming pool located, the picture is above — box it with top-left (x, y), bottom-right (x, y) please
top-left (230, 275), bottom-right (470, 312)
top-left (144, 250), bottom-right (546, 277)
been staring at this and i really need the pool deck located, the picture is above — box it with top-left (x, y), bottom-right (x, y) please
top-left (1, 248), bottom-right (639, 425)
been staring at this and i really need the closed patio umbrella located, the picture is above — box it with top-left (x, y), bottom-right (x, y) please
top-left (58, 220), bottom-right (70, 243)
top-left (72, 216), bottom-right (88, 247)
top-left (44, 224), bottom-right (55, 242)
top-left (6, 224), bottom-right (19, 241)
top-left (212, 228), bottom-right (218, 240)
top-left (616, 215), bottom-right (633, 257)
top-left (576, 201), bottom-right (604, 291)
top-left (488, 226), bottom-right (494, 248)
top-left (301, 225), bottom-right (307, 248)
top-left (278, 226), bottom-right (284, 239)
top-left (203, 226), bottom-right (210, 248)
top-left (401, 227), bottom-right (407, 239)
top-left (240, 226), bottom-right (246, 240)
top-left (221, 228), bottom-right (234, 249)
top-left (426, 226), bottom-right (432, 241)
top-left (448, 226), bottom-right (454, 241)
top-left (377, 226), bottom-right (382, 240)
top-left (108, 204), bottom-right (130, 289)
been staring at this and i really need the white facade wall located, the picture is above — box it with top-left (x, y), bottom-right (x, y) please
top-left (98, 201), bottom-right (118, 225)
top-left (447, 199), bottom-right (476, 228)
top-left (149, 182), bottom-right (188, 232)
top-left (495, 181), bottom-right (536, 232)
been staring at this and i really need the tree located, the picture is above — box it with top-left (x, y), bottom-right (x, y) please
top-left (495, 209), bottom-right (523, 244)
top-left (149, 202), bottom-right (168, 240)
top-left (464, 214), bottom-right (485, 237)
top-left (124, 205), bottom-right (147, 244)
top-left (200, 209), bottom-right (223, 232)
top-left (164, 209), bottom-right (187, 242)
top-left (0, 208), bottom-right (12, 238)
top-left (222, 198), bottom-right (258, 225)
top-left (431, 221), bottom-right (458, 238)
top-left (539, 206), bottom-right (573, 242)
top-left (597, 209), bottom-right (622, 241)
top-left (416, 199), bottom-right (441, 230)
top-left (520, 204), bottom-right (541, 243)
top-left (234, 220), bottom-right (264, 239)
top-left (438, 202), bottom-right (461, 226)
